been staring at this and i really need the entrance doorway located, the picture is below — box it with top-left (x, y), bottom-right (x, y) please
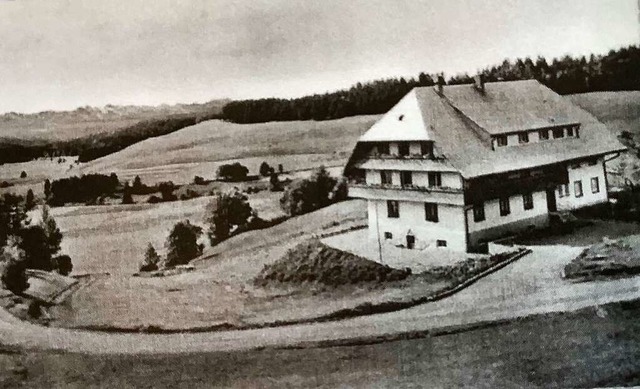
top-left (406, 234), bottom-right (415, 249)
top-left (546, 188), bottom-right (557, 212)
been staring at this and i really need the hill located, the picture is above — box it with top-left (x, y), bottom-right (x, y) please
top-left (81, 115), bottom-right (379, 184)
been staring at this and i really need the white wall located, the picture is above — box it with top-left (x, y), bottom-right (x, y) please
top-left (556, 158), bottom-right (608, 211)
top-left (365, 170), bottom-right (381, 185)
top-left (389, 142), bottom-right (399, 155)
top-left (368, 199), bottom-right (467, 252)
top-left (468, 190), bottom-right (548, 233)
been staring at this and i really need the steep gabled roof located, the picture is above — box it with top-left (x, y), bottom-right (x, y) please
top-left (347, 80), bottom-right (626, 179)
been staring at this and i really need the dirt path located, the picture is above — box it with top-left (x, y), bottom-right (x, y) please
top-left (1, 245), bottom-right (639, 355)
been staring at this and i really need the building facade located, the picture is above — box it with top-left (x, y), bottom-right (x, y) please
top-left (345, 79), bottom-right (626, 252)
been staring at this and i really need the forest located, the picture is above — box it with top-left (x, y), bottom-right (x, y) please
top-left (223, 45), bottom-right (640, 123)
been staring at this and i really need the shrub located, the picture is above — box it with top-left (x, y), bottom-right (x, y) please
top-left (147, 195), bottom-right (162, 204)
top-left (259, 162), bottom-right (274, 177)
top-left (25, 189), bottom-right (36, 210)
top-left (206, 190), bottom-right (253, 245)
top-left (158, 181), bottom-right (177, 202)
top-left (193, 175), bottom-right (206, 185)
top-left (48, 173), bottom-right (120, 206)
top-left (217, 162), bottom-right (249, 182)
top-left (20, 171), bottom-right (27, 179)
top-left (122, 182), bottom-right (134, 204)
top-left (139, 244), bottom-right (161, 272)
top-left (52, 255), bottom-right (73, 276)
top-left (164, 220), bottom-right (203, 267)
top-left (280, 166), bottom-right (340, 216)
top-left (0, 250), bottom-right (28, 294)
top-left (269, 172), bottom-right (283, 192)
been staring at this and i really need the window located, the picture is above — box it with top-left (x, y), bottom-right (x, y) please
top-left (591, 177), bottom-right (600, 193)
top-left (425, 202), bottom-right (438, 222)
top-left (566, 126), bottom-right (574, 137)
top-left (428, 172), bottom-right (442, 187)
top-left (518, 132), bottom-right (529, 144)
top-left (558, 183), bottom-right (569, 198)
top-left (384, 232), bottom-right (393, 240)
top-left (400, 171), bottom-right (413, 186)
top-left (377, 143), bottom-right (390, 155)
top-left (380, 170), bottom-right (393, 185)
top-left (499, 197), bottom-right (511, 216)
top-left (496, 135), bottom-right (508, 147)
top-left (473, 203), bottom-right (485, 222)
top-left (574, 180), bottom-right (583, 198)
top-left (387, 200), bottom-right (399, 218)
top-left (523, 193), bottom-right (534, 210)
top-left (398, 142), bottom-right (410, 156)
top-left (539, 129), bottom-right (549, 140)
top-left (436, 240), bottom-right (447, 247)
top-left (420, 142), bottom-right (433, 157)
top-left (575, 127), bottom-right (580, 138)
top-left (553, 128), bottom-right (564, 139)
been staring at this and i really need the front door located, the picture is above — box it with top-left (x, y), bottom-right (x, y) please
top-left (546, 187), bottom-right (557, 212)
top-left (406, 234), bottom-right (415, 249)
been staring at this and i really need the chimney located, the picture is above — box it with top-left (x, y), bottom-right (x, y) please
top-left (436, 74), bottom-right (445, 94)
top-left (474, 73), bottom-right (485, 93)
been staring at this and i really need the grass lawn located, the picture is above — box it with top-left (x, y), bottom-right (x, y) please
top-left (3, 299), bottom-right (640, 388)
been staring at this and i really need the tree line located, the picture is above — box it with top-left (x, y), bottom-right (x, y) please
top-left (223, 45), bottom-right (640, 123)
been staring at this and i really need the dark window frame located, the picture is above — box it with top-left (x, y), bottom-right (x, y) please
top-left (552, 128), bottom-right (564, 139)
top-left (400, 171), bottom-right (413, 186)
top-left (499, 197), bottom-right (511, 216)
top-left (591, 177), bottom-right (600, 194)
top-left (428, 172), bottom-right (442, 188)
top-left (424, 202), bottom-right (439, 222)
top-left (566, 126), bottom-right (574, 137)
top-left (523, 193), bottom-right (534, 210)
top-left (574, 180), bottom-right (583, 198)
top-left (539, 129), bottom-right (549, 140)
top-left (398, 142), bottom-right (410, 156)
top-left (420, 142), bottom-right (433, 157)
top-left (473, 203), bottom-right (485, 222)
top-left (378, 143), bottom-right (390, 155)
top-left (387, 200), bottom-right (400, 218)
top-left (380, 170), bottom-right (393, 185)
top-left (496, 135), bottom-right (508, 147)
top-left (436, 240), bottom-right (447, 247)
top-left (518, 132), bottom-right (529, 144)
top-left (384, 232), bottom-right (393, 240)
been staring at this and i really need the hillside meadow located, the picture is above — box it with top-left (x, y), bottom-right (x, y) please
top-left (80, 115), bottom-right (379, 184)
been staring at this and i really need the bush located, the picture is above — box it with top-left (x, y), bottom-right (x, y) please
top-left (269, 172), bottom-right (283, 192)
top-left (20, 171), bottom-right (27, 179)
top-left (158, 181), bottom-right (177, 202)
top-left (206, 190), bottom-right (253, 245)
top-left (217, 162), bottom-right (249, 182)
top-left (25, 189), bottom-right (36, 210)
top-left (0, 250), bottom-right (28, 294)
top-left (164, 220), bottom-right (203, 267)
top-left (122, 182), bottom-right (134, 204)
top-left (52, 255), bottom-right (73, 276)
top-left (48, 173), bottom-right (120, 206)
top-left (139, 244), bottom-right (161, 272)
top-left (193, 176), bottom-right (206, 185)
top-left (280, 166), bottom-right (342, 216)
top-left (259, 162), bottom-right (274, 177)
top-left (147, 195), bottom-right (162, 204)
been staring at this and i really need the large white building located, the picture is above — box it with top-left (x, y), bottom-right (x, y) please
top-left (344, 78), bottom-right (626, 252)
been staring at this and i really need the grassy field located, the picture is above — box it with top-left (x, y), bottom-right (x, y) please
top-left (47, 200), bottom-right (368, 330)
top-left (3, 299), bottom-right (640, 388)
top-left (80, 115), bottom-right (378, 184)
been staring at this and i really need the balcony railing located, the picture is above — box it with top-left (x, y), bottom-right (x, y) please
top-left (349, 182), bottom-right (462, 194)
top-left (348, 182), bottom-right (465, 205)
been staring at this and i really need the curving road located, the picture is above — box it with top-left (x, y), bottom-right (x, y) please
top-left (1, 245), bottom-right (640, 355)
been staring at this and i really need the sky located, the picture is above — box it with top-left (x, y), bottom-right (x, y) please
top-left (0, 0), bottom-right (638, 113)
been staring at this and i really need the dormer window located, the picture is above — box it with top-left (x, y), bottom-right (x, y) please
top-left (539, 129), bottom-right (549, 140)
top-left (496, 135), bottom-right (508, 147)
top-left (553, 128), bottom-right (564, 139)
top-left (566, 126), bottom-right (574, 137)
top-left (518, 132), bottom-right (529, 144)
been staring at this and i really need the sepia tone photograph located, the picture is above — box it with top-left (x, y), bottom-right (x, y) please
top-left (0, 0), bottom-right (639, 387)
